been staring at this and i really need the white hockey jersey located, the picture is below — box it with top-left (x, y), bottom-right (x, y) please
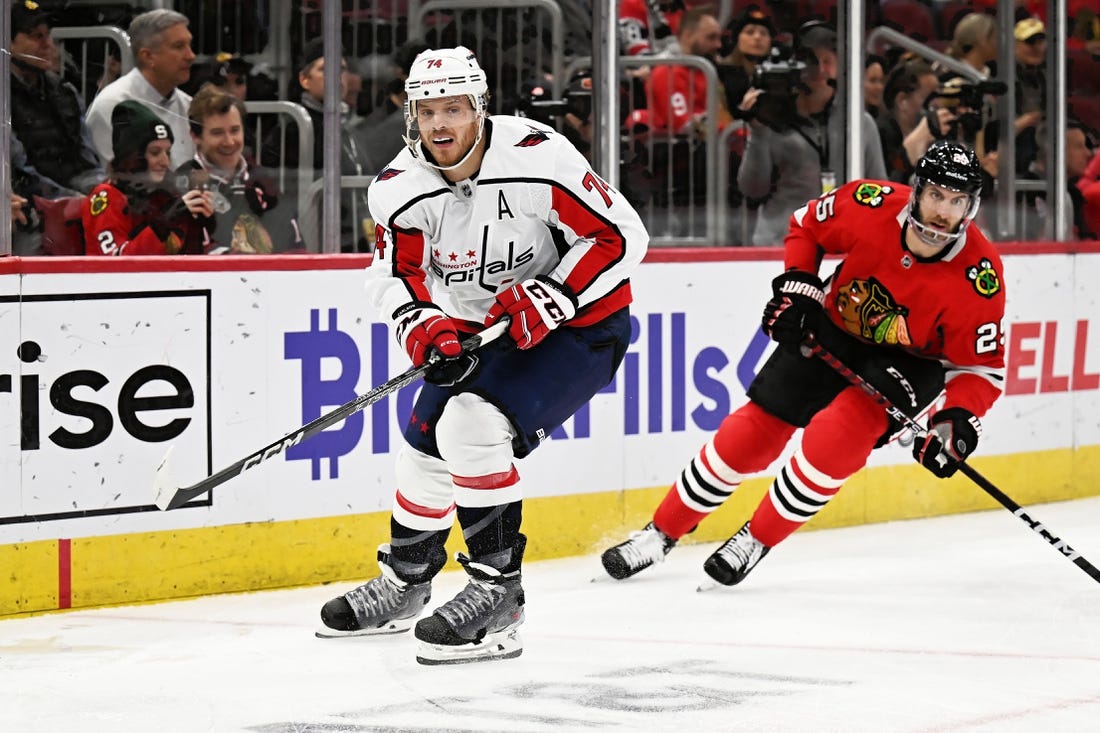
top-left (364, 116), bottom-right (649, 332)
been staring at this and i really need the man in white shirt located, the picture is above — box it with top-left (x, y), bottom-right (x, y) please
top-left (85, 9), bottom-right (196, 170)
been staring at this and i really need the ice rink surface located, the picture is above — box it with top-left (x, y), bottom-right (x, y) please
top-left (2, 496), bottom-right (1099, 733)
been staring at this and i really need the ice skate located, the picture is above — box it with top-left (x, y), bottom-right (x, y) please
top-left (316, 544), bottom-right (431, 638)
top-left (600, 522), bottom-right (677, 580)
top-left (702, 522), bottom-right (770, 586)
top-left (414, 552), bottom-right (525, 665)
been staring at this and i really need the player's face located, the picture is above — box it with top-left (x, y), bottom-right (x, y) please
top-left (195, 106), bottom-right (245, 172)
top-left (917, 182), bottom-right (970, 234)
top-left (144, 140), bottom-right (173, 182)
top-left (415, 96), bottom-right (479, 167)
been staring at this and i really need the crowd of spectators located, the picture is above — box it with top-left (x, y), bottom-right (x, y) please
top-left (6, 0), bottom-right (1100, 254)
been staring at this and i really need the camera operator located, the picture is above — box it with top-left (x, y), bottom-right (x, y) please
top-left (520, 74), bottom-right (595, 160)
top-left (903, 78), bottom-right (1001, 196)
top-left (717, 5), bottom-right (775, 122)
top-left (737, 22), bottom-right (885, 246)
top-left (878, 56), bottom-right (940, 183)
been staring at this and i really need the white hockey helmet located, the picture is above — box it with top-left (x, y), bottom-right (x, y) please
top-left (403, 46), bottom-right (490, 170)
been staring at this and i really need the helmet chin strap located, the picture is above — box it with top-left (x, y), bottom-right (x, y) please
top-left (404, 111), bottom-right (487, 173)
top-left (906, 207), bottom-right (963, 248)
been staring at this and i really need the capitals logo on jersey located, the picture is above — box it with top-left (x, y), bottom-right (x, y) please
top-left (376, 167), bottom-right (403, 182)
top-left (835, 276), bottom-right (912, 346)
top-left (515, 128), bottom-right (551, 147)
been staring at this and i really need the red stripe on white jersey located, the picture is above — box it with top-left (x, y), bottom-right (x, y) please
top-left (549, 186), bottom-right (633, 323)
top-left (391, 227), bottom-right (433, 303)
top-left (451, 465), bottom-right (520, 490)
top-left (395, 490), bottom-right (455, 519)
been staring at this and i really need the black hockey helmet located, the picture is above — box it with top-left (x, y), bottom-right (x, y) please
top-left (907, 140), bottom-right (983, 248)
top-left (914, 140), bottom-right (983, 195)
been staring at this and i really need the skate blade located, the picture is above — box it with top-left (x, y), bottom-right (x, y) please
top-left (415, 631), bottom-right (523, 665)
top-left (314, 618), bottom-right (415, 638)
top-left (696, 576), bottom-right (736, 593)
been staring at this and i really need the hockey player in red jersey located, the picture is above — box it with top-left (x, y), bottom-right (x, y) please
top-left (602, 140), bottom-right (1005, 586)
top-left (318, 47), bottom-right (648, 663)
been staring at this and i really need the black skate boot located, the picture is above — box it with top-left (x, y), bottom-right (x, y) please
top-left (702, 522), bottom-right (770, 586)
top-left (601, 522), bottom-right (677, 580)
top-left (414, 537), bottom-right (526, 665)
top-left (316, 544), bottom-right (433, 637)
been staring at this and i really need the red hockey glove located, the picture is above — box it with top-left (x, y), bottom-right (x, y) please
top-left (395, 305), bottom-right (463, 368)
top-left (912, 407), bottom-right (981, 478)
top-left (762, 270), bottom-right (825, 352)
top-left (485, 275), bottom-right (577, 350)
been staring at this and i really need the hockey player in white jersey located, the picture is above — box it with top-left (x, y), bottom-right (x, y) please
top-left (318, 46), bottom-right (649, 664)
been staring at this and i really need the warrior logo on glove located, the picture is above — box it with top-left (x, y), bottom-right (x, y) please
top-left (762, 270), bottom-right (825, 352)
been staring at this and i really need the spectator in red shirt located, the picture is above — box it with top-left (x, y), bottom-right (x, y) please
top-left (1072, 128), bottom-right (1100, 239)
top-left (646, 7), bottom-right (730, 137)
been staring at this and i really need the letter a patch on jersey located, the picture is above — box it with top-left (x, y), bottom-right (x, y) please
top-left (515, 128), bottom-right (551, 147)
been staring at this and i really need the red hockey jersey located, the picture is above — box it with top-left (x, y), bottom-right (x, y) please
top-left (784, 179), bottom-right (1006, 418)
top-left (82, 182), bottom-right (201, 256)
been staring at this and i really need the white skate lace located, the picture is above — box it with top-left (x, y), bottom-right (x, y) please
top-left (435, 578), bottom-right (504, 627)
top-left (714, 529), bottom-right (765, 570)
top-left (615, 526), bottom-right (670, 570)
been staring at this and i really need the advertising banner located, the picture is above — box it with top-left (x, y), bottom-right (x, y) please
top-left (1, 252), bottom-right (1097, 545)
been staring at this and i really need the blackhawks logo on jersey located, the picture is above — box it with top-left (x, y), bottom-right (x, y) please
top-left (835, 276), bottom-right (912, 346)
top-left (966, 258), bottom-right (1001, 298)
top-left (88, 190), bottom-right (109, 216)
top-left (852, 182), bottom-right (894, 208)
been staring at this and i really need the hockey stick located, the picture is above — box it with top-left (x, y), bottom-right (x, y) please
top-left (153, 320), bottom-right (510, 511)
top-left (802, 334), bottom-right (1100, 585)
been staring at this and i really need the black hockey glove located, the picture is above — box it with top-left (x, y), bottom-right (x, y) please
top-left (245, 181), bottom-right (277, 215)
top-left (912, 407), bottom-right (981, 478)
top-left (424, 350), bottom-right (481, 387)
top-left (762, 270), bottom-right (825, 352)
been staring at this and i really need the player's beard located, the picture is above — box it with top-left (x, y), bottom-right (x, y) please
top-left (424, 125), bottom-right (475, 168)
